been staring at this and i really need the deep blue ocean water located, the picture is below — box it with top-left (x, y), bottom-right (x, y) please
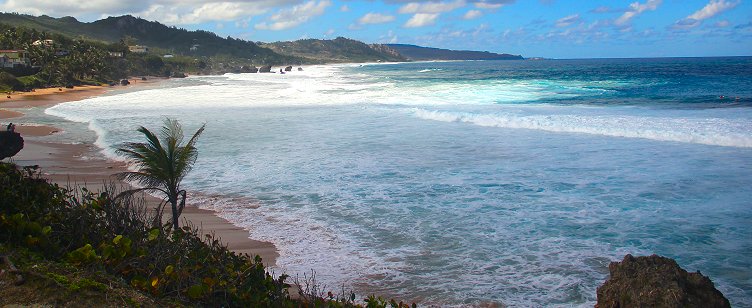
top-left (47, 57), bottom-right (752, 306)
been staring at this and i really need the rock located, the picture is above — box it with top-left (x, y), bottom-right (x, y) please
top-left (596, 254), bottom-right (730, 308)
top-left (120, 79), bottom-right (130, 86)
top-left (172, 72), bottom-right (187, 78)
top-left (284, 65), bottom-right (293, 72)
top-left (0, 131), bottom-right (24, 160)
top-left (250, 66), bottom-right (259, 73)
top-left (259, 65), bottom-right (272, 73)
top-left (297, 67), bottom-right (303, 71)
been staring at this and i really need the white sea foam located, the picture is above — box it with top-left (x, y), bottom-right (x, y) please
top-left (407, 107), bottom-right (752, 148)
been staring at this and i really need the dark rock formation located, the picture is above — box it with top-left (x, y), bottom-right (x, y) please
top-left (240, 65), bottom-right (259, 73)
top-left (259, 65), bottom-right (272, 73)
top-left (596, 254), bottom-right (730, 308)
top-left (297, 67), bottom-right (303, 71)
top-left (284, 65), bottom-right (292, 72)
top-left (0, 131), bottom-right (24, 160)
top-left (172, 72), bottom-right (186, 78)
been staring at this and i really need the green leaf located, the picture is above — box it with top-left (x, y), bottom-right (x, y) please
top-left (186, 284), bottom-right (204, 299)
top-left (148, 228), bottom-right (160, 241)
top-left (113, 234), bottom-right (123, 245)
top-left (165, 265), bottom-right (174, 275)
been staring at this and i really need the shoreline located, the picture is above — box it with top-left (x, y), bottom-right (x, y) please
top-left (2, 82), bottom-right (279, 266)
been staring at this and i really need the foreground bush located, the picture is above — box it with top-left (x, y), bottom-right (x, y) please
top-left (0, 163), bottom-right (411, 307)
top-left (0, 163), bottom-right (288, 305)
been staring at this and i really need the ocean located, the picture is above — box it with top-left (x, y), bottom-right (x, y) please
top-left (46, 57), bottom-right (752, 306)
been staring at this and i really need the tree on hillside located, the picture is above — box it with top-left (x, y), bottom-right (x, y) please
top-left (116, 118), bottom-right (205, 230)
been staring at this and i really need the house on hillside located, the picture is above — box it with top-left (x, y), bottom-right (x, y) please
top-left (32, 39), bottom-right (54, 47)
top-left (0, 50), bottom-right (31, 68)
top-left (129, 45), bottom-right (149, 53)
top-left (108, 51), bottom-right (124, 58)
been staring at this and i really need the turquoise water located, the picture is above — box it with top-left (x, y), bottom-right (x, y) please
top-left (47, 58), bottom-right (752, 306)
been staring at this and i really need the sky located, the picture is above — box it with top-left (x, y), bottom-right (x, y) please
top-left (1, 0), bottom-right (750, 58)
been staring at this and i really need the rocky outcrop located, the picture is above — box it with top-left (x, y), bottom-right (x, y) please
top-left (0, 131), bottom-right (24, 160)
top-left (284, 66), bottom-right (292, 72)
top-left (259, 65), bottom-right (272, 73)
top-left (297, 67), bottom-right (303, 71)
top-left (596, 254), bottom-right (730, 308)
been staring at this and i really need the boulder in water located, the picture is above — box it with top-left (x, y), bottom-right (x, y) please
top-left (596, 254), bottom-right (730, 308)
top-left (284, 65), bottom-right (293, 72)
top-left (259, 65), bottom-right (272, 73)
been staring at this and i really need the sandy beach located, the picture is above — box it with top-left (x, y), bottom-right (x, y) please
top-left (1, 83), bottom-right (278, 265)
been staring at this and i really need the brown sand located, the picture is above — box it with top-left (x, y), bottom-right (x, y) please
top-left (13, 124), bottom-right (61, 136)
top-left (8, 84), bottom-right (279, 266)
top-left (0, 109), bottom-right (24, 119)
top-left (0, 85), bottom-right (108, 108)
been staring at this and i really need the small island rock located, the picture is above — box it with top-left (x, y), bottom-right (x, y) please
top-left (596, 254), bottom-right (730, 308)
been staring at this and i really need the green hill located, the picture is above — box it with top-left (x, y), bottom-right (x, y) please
top-left (0, 13), bottom-right (295, 64)
top-left (0, 13), bottom-right (405, 64)
top-left (385, 44), bottom-right (523, 61)
top-left (261, 37), bottom-right (406, 63)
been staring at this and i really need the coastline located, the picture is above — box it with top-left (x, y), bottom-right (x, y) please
top-left (1, 82), bottom-right (279, 266)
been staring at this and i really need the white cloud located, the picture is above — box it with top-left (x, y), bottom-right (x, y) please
top-left (463, 10), bottom-right (482, 19)
top-left (255, 0), bottom-right (331, 31)
top-left (359, 12), bottom-right (396, 24)
top-left (0, 0), bottom-right (301, 24)
top-left (555, 14), bottom-right (580, 28)
top-left (714, 20), bottom-right (729, 27)
top-left (673, 0), bottom-right (739, 29)
top-left (398, 0), bottom-right (466, 14)
top-left (404, 13), bottom-right (439, 28)
top-left (474, 2), bottom-right (503, 9)
top-left (340, 5), bottom-right (350, 12)
top-left (614, 0), bottom-right (662, 26)
top-left (0, 0), bottom-right (145, 17)
top-left (379, 30), bottom-right (399, 44)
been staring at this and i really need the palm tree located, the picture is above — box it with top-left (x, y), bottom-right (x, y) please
top-left (116, 118), bottom-right (205, 230)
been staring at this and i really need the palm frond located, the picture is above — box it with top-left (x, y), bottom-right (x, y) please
top-left (114, 117), bottom-right (205, 230)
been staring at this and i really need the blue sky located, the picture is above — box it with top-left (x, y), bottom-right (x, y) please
top-left (2, 0), bottom-right (750, 58)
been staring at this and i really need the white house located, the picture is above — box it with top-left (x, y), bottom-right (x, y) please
top-left (32, 39), bottom-right (54, 47)
top-left (0, 50), bottom-right (31, 68)
top-left (128, 45), bottom-right (149, 53)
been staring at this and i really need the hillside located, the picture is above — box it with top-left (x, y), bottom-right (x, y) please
top-left (0, 13), bottom-right (405, 65)
top-left (0, 13), bottom-right (297, 64)
top-left (261, 37), bottom-right (406, 63)
top-left (385, 44), bottom-right (523, 61)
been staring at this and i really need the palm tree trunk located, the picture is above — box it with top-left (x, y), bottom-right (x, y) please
top-left (170, 197), bottom-right (180, 231)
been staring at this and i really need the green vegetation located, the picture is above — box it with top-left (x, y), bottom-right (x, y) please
top-left (0, 14), bottom-right (408, 92)
top-left (0, 23), bottom-right (167, 90)
top-left (261, 37), bottom-right (406, 63)
top-left (116, 118), bottom-right (205, 231)
top-left (385, 44), bottom-right (524, 61)
top-left (0, 163), bottom-right (414, 307)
